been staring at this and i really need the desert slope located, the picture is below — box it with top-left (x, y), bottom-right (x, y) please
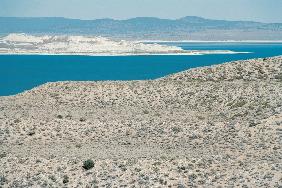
top-left (0, 56), bottom-right (282, 187)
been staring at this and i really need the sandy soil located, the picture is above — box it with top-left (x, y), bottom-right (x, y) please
top-left (0, 56), bottom-right (282, 187)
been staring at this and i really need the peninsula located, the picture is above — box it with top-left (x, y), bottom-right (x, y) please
top-left (0, 34), bottom-right (248, 56)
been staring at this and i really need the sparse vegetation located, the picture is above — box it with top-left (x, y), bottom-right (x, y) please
top-left (63, 175), bottom-right (69, 184)
top-left (274, 73), bottom-right (282, 81)
top-left (0, 176), bottom-right (7, 186)
top-left (143, 110), bottom-right (149, 114)
top-left (79, 117), bottom-right (86, 122)
top-left (49, 175), bottom-right (56, 182)
top-left (0, 153), bottom-right (7, 158)
top-left (231, 100), bottom-right (247, 108)
top-left (57, 115), bottom-right (63, 119)
top-left (27, 130), bottom-right (35, 136)
top-left (83, 159), bottom-right (95, 170)
top-left (14, 119), bottom-right (21, 124)
top-left (172, 126), bottom-right (182, 134)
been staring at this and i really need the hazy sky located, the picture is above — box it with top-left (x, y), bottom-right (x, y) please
top-left (1, 0), bottom-right (282, 23)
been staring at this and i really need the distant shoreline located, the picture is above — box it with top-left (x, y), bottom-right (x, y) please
top-left (0, 51), bottom-right (251, 56)
top-left (140, 40), bottom-right (282, 43)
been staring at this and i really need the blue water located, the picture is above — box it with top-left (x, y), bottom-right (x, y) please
top-left (0, 43), bottom-right (282, 96)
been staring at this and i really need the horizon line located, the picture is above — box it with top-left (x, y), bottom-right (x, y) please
top-left (1, 16), bottom-right (281, 24)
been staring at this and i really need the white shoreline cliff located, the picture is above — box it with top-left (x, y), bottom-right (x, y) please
top-left (0, 34), bottom-right (249, 56)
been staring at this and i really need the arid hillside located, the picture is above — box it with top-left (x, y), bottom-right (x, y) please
top-left (0, 56), bottom-right (282, 187)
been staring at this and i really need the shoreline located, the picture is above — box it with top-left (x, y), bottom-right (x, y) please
top-left (0, 55), bottom-right (278, 98)
top-left (0, 51), bottom-right (251, 56)
top-left (139, 40), bottom-right (282, 43)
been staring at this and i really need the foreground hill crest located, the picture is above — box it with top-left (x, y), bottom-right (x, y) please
top-left (21, 56), bottom-right (282, 96)
top-left (164, 56), bottom-right (282, 81)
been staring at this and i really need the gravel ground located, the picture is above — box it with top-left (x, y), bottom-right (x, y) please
top-left (0, 56), bottom-right (282, 187)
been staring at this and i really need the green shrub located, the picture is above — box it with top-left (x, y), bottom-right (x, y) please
top-left (57, 115), bottom-right (63, 119)
top-left (275, 73), bottom-right (282, 81)
top-left (172, 126), bottom-right (182, 134)
top-left (0, 153), bottom-right (7, 158)
top-left (63, 175), bottom-right (69, 184)
top-left (143, 110), bottom-right (149, 114)
top-left (79, 117), bottom-right (86, 122)
top-left (83, 159), bottom-right (94, 170)
top-left (0, 176), bottom-right (7, 185)
top-left (231, 100), bottom-right (247, 108)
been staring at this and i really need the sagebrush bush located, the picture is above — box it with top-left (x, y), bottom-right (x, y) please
top-left (63, 175), bottom-right (69, 184)
top-left (83, 159), bottom-right (94, 170)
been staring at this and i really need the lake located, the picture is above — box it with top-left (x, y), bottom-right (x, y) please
top-left (0, 43), bottom-right (282, 96)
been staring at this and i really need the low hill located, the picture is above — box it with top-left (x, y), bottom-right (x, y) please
top-left (1, 16), bottom-right (282, 40)
top-left (0, 56), bottom-right (282, 187)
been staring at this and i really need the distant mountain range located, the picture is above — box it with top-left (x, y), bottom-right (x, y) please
top-left (1, 16), bottom-right (282, 41)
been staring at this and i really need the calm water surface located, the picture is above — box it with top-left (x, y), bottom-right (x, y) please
top-left (0, 43), bottom-right (282, 96)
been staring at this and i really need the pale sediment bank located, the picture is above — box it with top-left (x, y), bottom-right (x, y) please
top-left (0, 50), bottom-right (251, 56)
top-left (140, 40), bottom-right (282, 43)
top-left (0, 34), bottom-right (251, 56)
top-left (0, 56), bottom-right (282, 187)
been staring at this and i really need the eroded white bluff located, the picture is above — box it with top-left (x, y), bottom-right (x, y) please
top-left (0, 34), bottom-right (249, 55)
